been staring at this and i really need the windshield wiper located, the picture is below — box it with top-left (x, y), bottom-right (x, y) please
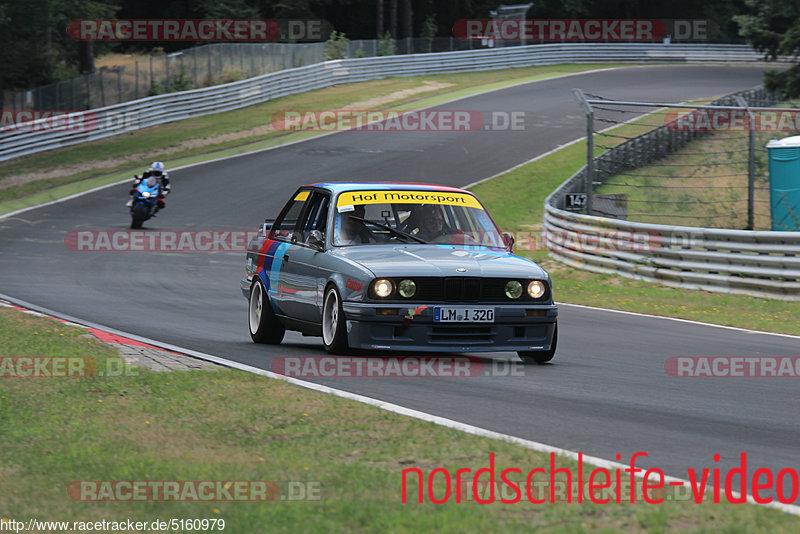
top-left (349, 216), bottom-right (427, 244)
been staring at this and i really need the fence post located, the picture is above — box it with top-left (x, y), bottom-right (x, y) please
top-left (99, 70), bottom-right (105, 107)
top-left (135, 60), bottom-right (139, 100)
top-left (735, 95), bottom-right (756, 230)
top-left (262, 44), bottom-right (266, 73)
top-left (84, 75), bottom-right (90, 109)
top-left (117, 67), bottom-right (122, 104)
top-left (573, 88), bottom-right (594, 215)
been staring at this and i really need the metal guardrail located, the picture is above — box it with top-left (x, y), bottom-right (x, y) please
top-left (544, 88), bottom-right (800, 301)
top-left (0, 43), bottom-right (790, 162)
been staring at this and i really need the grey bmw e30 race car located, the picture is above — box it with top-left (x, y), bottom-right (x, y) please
top-left (241, 182), bottom-right (558, 364)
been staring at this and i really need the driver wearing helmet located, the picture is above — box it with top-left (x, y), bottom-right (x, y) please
top-left (129, 162), bottom-right (171, 212)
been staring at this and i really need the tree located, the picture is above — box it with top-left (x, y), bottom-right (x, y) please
top-left (197, 0), bottom-right (260, 18)
top-left (735, 0), bottom-right (800, 97)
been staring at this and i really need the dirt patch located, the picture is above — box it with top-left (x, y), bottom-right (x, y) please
top-left (0, 80), bottom-right (454, 194)
top-left (341, 81), bottom-right (452, 110)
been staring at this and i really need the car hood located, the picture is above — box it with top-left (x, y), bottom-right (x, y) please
top-left (329, 244), bottom-right (548, 279)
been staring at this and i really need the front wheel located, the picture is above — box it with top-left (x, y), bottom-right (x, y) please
top-left (518, 324), bottom-right (557, 365)
top-left (322, 285), bottom-right (349, 354)
top-left (130, 203), bottom-right (148, 229)
top-left (249, 279), bottom-right (285, 344)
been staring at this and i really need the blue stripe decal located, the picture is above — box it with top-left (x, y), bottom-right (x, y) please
top-left (258, 241), bottom-right (282, 291)
top-left (269, 242), bottom-right (291, 294)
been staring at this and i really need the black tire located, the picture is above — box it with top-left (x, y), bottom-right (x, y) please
top-left (518, 324), bottom-right (557, 365)
top-left (131, 204), bottom-right (148, 229)
top-left (322, 285), bottom-right (349, 354)
top-left (249, 279), bottom-right (285, 344)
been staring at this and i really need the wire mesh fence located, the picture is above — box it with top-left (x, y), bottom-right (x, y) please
top-left (572, 88), bottom-right (800, 230)
top-left (8, 37), bottom-right (485, 113)
top-left (9, 42), bottom-right (326, 112)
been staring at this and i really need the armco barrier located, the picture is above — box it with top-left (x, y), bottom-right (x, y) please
top-left (544, 88), bottom-right (800, 301)
top-left (0, 43), bottom-right (790, 162)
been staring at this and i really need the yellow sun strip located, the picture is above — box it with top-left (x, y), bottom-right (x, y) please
top-left (336, 190), bottom-right (482, 209)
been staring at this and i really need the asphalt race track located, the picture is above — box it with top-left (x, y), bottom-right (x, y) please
top-left (2, 65), bottom-right (797, 502)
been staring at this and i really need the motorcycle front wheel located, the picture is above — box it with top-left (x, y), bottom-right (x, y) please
top-left (130, 203), bottom-right (149, 229)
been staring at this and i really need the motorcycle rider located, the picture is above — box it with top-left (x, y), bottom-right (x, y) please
top-left (128, 162), bottom-right (171, 212)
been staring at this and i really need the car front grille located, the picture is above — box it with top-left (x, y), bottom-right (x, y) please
top-left (444, 277), bottom-right (481, 302)
top-left (377, 277), bottom-right (549, 303)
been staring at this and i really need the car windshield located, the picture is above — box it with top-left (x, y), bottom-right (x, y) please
top-left (332, 189), bottom-right (507, 248)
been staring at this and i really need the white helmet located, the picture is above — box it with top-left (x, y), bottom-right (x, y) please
top-left (150, 161), bottom-right (165, 175)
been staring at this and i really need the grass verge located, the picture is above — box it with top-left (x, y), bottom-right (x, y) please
top-left (2, 307), bottom-right (799, 532)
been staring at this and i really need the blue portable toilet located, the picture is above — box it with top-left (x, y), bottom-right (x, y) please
top-left (766, 136), bottom-right (800, 231)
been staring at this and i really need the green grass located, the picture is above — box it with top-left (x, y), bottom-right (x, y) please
top-left (0, 63), bottom-right (627, 215)
top-left (2, 307), bottom-right (799, 532)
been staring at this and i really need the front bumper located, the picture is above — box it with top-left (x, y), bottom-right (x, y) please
top-left (342, 301), bottom-right (558, 353)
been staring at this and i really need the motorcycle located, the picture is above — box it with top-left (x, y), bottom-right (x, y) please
top-left (129, 176), bottom-right (161, 229)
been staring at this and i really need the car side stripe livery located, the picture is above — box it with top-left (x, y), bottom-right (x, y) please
top-left (254, 238), bottom-right (292, 313)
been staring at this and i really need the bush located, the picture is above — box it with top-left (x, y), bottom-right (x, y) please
top-left (325, 31), bottom-right (349, 60)
top-left (377, 31), bottom-right (396, 56)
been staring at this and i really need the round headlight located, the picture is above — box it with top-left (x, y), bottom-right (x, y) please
top-left (504, 280), bottom-right (523, 299)
top-left (398, 279), bottom-right (416, 298)
top-left (527, 280), bottom-right (546, 299)
top-left (373, 279), bottom-right (394, 298)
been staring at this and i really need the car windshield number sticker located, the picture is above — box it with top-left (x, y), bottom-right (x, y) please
top-left (434, 307), bottom-right (495, 323)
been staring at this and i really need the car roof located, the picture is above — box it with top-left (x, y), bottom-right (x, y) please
top-left (307, 181), bottom-right (471, 195)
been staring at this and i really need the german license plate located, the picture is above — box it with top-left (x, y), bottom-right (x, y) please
top-left (434, 307), bottom-right (495, 323)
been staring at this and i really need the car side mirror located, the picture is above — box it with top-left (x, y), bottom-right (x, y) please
top-left (307, 229), bottom-right (325, 250)
top-left (503, 232), bottom-right (515, 251)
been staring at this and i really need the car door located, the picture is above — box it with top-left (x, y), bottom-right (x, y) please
top-left (262, 190), bottom-right (307, 318)
top-left (276, 190), bottom-right (331, 324)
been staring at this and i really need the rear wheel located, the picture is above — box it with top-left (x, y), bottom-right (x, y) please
top-left (518, 324), bottom-right (557, 365)
top-left (249, 279), bottom-right (285, 344)
top-left (322, 285), bottom-right (349, 354)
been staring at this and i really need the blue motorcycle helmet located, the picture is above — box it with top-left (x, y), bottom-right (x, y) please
top-left (150, 161), bottom-right (165, 176)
